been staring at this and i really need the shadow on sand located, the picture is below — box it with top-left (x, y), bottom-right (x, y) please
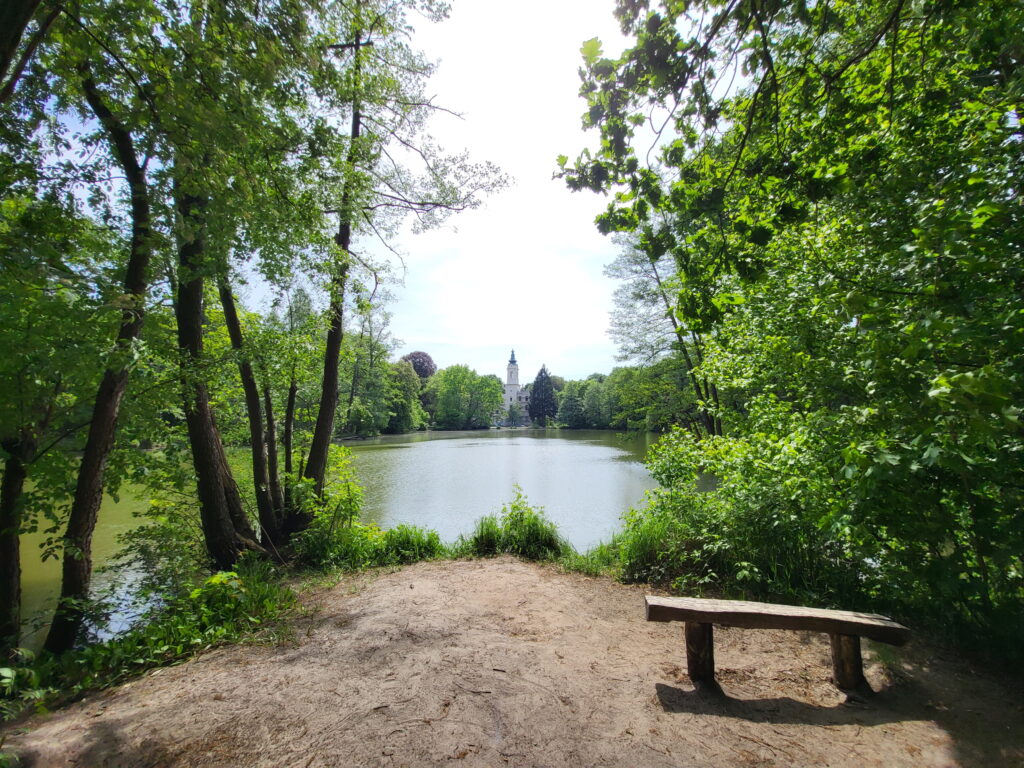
top-left (656, 675), bottom-right (1023, 768)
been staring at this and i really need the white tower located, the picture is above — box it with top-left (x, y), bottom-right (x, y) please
top-left (504, 349), bottom-right (520, 409)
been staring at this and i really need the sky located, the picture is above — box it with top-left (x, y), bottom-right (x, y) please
top-left (364, 0), bottom-right (634, 382)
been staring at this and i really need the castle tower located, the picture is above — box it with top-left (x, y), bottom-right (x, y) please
top-left (503, 349), bottom-right (528, 419)
top-left (506, 349), bottom-right (519, 389)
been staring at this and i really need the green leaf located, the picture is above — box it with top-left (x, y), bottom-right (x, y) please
top-left (581, 38), bottom-right (603, 64)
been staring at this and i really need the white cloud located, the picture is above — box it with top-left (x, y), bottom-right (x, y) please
top-left (374, 0), bottom-right (632, 381)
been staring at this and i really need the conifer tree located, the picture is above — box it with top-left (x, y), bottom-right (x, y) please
top-left (528, 366), bottom-right (558, 426)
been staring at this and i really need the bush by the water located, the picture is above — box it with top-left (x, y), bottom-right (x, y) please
top-left (1, 556), bottom-right (294, 720)
top-left (294, 519), bottom-right (443, 570)
top-left (456, 487), bottom-right (568, 561)
top-left (616, 424), bottom-right (1024, 666)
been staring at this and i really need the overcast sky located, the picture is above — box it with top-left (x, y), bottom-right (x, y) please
top-left (366, 0), bottom-right (633, 382)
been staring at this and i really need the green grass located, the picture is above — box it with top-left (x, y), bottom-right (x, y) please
top-left (1, 556), bottom-right (296, 722)
top-left (452, 487), bottom-right (569, 561)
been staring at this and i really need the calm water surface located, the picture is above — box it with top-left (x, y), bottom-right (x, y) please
top-left (344, 429), bottom-right (660, 551)
top-left (19, 429), bottom-right (659, 644)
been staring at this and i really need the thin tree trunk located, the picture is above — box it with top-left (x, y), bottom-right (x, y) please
top-left (0, 439), bottom-right (30, 653)
top-left (0, 0), bottom-right (41, 88)
top-left (650, 259), bottom-right (718, 437)
top-left (0, 1), bottom-right (58, 105)
top-left (173, 184), bottom-right (259, 569)
top-left (218, 280), bottom-right (282, 545)
top-left (264, 386), bottom-right (285, 516)
top-left (303, 258), bottom-right (350, 499)
top-left (44, 69), bottom-right (153, 654)
top-left (303, 33), bottom-right (365, 502)
top-left (344, 347), bottom-right (362, 431)
top-left (283, 374), bottom-right (297, 514)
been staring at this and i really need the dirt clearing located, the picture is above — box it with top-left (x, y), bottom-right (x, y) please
top-left (5, 557), bottom-right (1022, 767)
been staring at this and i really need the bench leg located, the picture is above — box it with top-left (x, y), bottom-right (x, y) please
top-left (829, 633), bottom-right (866, 689)
top-left (685, 622), bottom-right (715, 682)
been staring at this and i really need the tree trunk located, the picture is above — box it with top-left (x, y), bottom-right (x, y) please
top-left (264, 386), bottom-right (285, 516)
top-left (218, 280), bottom-right (282, 545)
top-left (0, 0), bottom-right (58, 105)
top-left (303, 259), bottom-right (350, 500)
top-left (0, 439), bottom-right (30, 654)
top-left (44, 69), bottom-right (153, 655)
top-left (303, 42), bottom-right (364, 502)
top-left (0, 0), bottom-right (40, 88)
top-left (283, 374), bottom-right (297, 514)
top-left (174, 185), bottom-right (258, 569)
top-left (344, 348), bottom-right (361, 432)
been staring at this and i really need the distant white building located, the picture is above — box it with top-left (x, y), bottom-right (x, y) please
top-left (503, 349), bottom-right (530, 419)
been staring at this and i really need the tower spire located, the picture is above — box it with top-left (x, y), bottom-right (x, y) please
top-left (509, 349), bottom-right (516, 364)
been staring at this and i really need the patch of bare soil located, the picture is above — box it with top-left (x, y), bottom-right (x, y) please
top-left (5, 557), bottom-right (1023, 767)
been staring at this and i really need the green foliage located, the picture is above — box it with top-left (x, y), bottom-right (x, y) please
top-left (0, 557), bottom-right (295, 721)
top-left (558, 538), bottom-right (621, 578)
top-left (294, 519), bottom-right (443, 570)
top-left (380, 524), bottom-right (444, 565)
top-left (566, 0), bottom-right (1024, 664)
top-left (556, 380), bottom-right (589, 428)
top-left (527, 366), bottom-right (558, 426)
top-left (455, 488), bottom-right (568, 561)
top-left (384, 360), bottom-right (427, 434)
top-left (427, 365), bottom-right (503, 430)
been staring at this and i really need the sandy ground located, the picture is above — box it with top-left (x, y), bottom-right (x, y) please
top-left (4, 557), bottom-right (1023, 767)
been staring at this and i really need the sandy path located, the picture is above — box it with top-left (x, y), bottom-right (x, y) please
top-left (5, 557), bottom-right (1022, 767)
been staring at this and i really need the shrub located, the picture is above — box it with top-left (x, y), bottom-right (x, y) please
top-left (380, 524), bottom-right (444, 565)
top-left (456, 487), bottom-right (569, 562)
top-left (498, 488), bottom-right (567, 560)
top-left (459, 515), bottom-right (502, 557)
top-left (1, 556), bottom-right (295, 722)
top-left (559, 537), bottom-right (621, 577)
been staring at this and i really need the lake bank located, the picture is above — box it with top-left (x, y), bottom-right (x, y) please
top-left (7, 557), bottom-right (1022, 767)
top-left (18, 429), bottom-right (659, 646)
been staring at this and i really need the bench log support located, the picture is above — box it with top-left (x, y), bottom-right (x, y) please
top-left (685, 622), bottom-right (714, 682)
top-left (829, 633), bottom-right (866, 690)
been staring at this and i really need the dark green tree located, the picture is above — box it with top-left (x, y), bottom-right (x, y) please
top-left (528, 366), bottom-right (558, 426)
top-left (400, 350), bottom-right (437, 381)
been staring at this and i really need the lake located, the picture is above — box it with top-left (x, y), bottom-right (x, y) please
top-left (19, 428), bottom-right (659, 645)
top-left (346, 429), bottom-right (660, 551)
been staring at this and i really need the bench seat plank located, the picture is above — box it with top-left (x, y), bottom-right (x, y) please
top-left (646, 595), bottom-right (910, 646)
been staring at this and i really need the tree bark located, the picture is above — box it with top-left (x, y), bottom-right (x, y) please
top-left (0, 1), bottom-right (58, 105)
top-left (0, 0), bottom-right (41, 88)
top-left (303, 35), bottom-right (365, 502)
top-left (0, 438), bottom-right (30, 653)
top-left (263, 386), bottom-right (285, 516)
top-left (282, 374), bottom-right (297, 514)
top-left (44, 69), bottom-right (153, 655)
top-left (303, 258), bottom-right (350, 500)
top-left (173, 184), bottom-right (259, 569)
top-left (218, 280), bottom-right (282, 545)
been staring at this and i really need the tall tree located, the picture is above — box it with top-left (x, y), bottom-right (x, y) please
top-left (528, 366), bottom-right (558, 426)
top-left (302, 0), bottom-right (505, 497)
top-left (429, 365), bottom-right (503, 430)
top-left (401, 350), bottom-right (437, 381)
top-left (43, 38), bottom-right (158, 653)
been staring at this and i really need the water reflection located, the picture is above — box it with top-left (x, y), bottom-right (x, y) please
top-left (343, 429), bottom-right (659, 551)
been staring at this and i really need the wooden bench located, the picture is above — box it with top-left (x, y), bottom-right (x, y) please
top-left (645, 595), bottom-right (911, 690)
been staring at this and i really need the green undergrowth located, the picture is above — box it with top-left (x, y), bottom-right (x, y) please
top-left (451, 487), bottom-right (569, 561)
top-left (1, 556), bottom-right (295, 722)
